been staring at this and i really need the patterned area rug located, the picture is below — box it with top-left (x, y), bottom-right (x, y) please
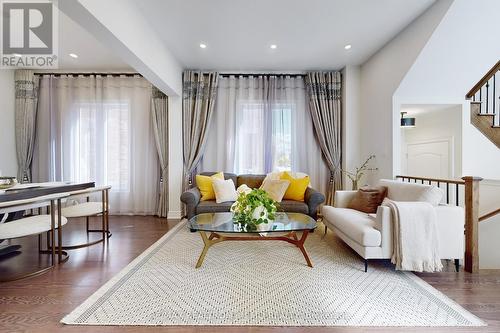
top-left (62, 221), bottom-right (485, 327)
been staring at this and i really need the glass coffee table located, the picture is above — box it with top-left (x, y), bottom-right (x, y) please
top-left (188, 212), bottom-right (317, 268)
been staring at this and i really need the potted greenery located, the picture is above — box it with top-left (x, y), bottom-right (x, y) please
top-left (230, 188), bottom-right (278, 231)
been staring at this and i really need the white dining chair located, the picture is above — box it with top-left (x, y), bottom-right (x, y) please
top-left (60, 185), bottom-right (111, 249)
top-left (0, 192), bottom-right (69, 282)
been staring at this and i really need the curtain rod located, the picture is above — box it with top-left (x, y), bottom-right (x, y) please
top-left (220, 73), bottom-right (306, 77)
top-left (33, 72), bottom-right (142, 77)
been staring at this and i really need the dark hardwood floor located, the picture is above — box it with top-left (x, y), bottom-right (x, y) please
top-left (0, 216), bottom-right (499, 333)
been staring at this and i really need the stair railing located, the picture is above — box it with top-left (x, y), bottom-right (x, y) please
top-left (466, 60), bottom-right (500, 127)
top-left (479, 207), bottom-right (500, 222)
top-left (396, 175), bottom-right (483, 273)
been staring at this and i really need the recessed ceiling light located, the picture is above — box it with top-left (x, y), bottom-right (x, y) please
top-left (199, 43), bottom-right (207, 49)
top-left (344, 44), bottom-right (352, 50)
top-left (12, 53), bottom-right (22, 57)
top-left (270, 44), bottom-right (277, 49)
top-left (69, 53), bottom-right (78, 58)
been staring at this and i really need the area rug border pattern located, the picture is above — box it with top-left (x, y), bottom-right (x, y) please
top-left (61, 220), bottom-right (486, 327)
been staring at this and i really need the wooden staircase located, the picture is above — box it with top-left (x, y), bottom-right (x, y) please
top-left (470, 102), bottom-right (500, 148)
top-left (466, 60), bottom-right (500, 148)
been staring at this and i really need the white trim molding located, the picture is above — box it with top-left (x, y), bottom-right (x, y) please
top-left (167, 211), bottom-right (182, 220)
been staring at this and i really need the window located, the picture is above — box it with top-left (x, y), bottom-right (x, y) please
top-left (235, 101), bottom-right (294, 174)
top-left (75, 101), bottom-right (131, 192)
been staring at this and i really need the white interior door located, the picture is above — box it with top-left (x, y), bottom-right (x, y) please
top-left (406, 139), bottom-right (453, 178)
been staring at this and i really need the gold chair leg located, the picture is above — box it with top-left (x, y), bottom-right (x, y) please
top-left (101, 189), bottom-right (106, 244)
top-left (50, 200), bottom-right (56, 266)
top-left (105, 189), bottom-right (110, 237)
top-left (57, 198), bottom-right (63, 264)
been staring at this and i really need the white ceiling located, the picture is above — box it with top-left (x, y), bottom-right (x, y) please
top-left (135, 0), bottom-right (435, 71)
top-left (57, 10), bottom-right (131, 70)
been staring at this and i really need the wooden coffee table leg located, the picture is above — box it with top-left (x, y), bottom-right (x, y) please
top-left (194, 230), bottom-right (313, 268)
top-left (295, 230), bottom-right (313, 267)
top-left (195, 232), bottom-right (210, 268)
top-left (195, 232), bottom-right (223, 268)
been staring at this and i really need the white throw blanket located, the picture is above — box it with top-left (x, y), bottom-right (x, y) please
top-left (383, 199), bottom-right (443, 272)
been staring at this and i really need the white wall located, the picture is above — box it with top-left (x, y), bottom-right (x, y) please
top-left (392, 0), bottom-right (500, 268)
top-left (479, 180), bottom-right (500, 269)
top-left (0, 70), bottom-right (16, 177)
top-left (358, 0), bottom-right (452, 184)
top-left (401, 105), bottom-right (462, 178)
top-left (342, 65), bottom-right (362, 189)
top-left (394, 0), bottom-right (500, 180)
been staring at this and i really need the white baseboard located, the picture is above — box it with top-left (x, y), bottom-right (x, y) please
top-left (167, 211), bottom-right (182, 219)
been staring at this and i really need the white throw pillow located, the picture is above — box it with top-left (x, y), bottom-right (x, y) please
top-left (378, 179), bottom-right (444, 206)
top-left (262, 171), bottom-right (282, 184)
top-left (262, 171), bottom-right (310, 188)
top-left (212, 178), bottom-right (238, 203)
top-left (236, 184), bottom-right (252, 195)
top-left (261, 179), bottom-right (290, 202)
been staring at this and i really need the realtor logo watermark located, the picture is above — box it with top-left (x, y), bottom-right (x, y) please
top-left (0, 0), bottom-right (58, 68)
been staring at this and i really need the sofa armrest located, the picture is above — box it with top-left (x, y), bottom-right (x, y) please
top-left (376, 206), bottom-right (393, 257)
top-left (180, 187), bottom-right (201, 220)
top-left (304, 187), bottom-right (325, 219)
top-left (334, 190), bottom-right (357, 208)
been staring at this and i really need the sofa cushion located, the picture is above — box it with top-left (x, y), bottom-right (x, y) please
top-left (347, 186), bottom-right (387, 214)
top-left (281, 171), bottom-right (310, 201)
top-left (212, 178), bottom-right (238, 203)
top-left (237, 174), bottom-right (265, 189)
top-left (197, 172), bottom-right (237, 187)
top-left (196, 200), bottom-right (234, 214)
top-left (323, 206), bottom-right (381, 247)
top-left (261, 179), bottom-right (290, 202)
top-left (196, 172), bottom-right (224, 201)
top-left (379, 179), bottom-right (443, 206)
top-left (263, 171), bottom-right (310, 186)
top-left (278, 200), bottom-right (309, 215)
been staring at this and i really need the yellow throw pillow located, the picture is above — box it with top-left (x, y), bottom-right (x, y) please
top-left (280, 171), bottom-right (310, 201)
top-left (196, 172), bottom-right (224, 201)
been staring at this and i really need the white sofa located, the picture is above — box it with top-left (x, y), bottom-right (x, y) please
top-left (322, 179), bottom-right (465, 272)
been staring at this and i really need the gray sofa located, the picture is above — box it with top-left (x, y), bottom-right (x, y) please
top-left (180, 172), bottom-right (325, 220)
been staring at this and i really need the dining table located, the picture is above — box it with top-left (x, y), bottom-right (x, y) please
top-left (0, 181), bottom-right (95, 256)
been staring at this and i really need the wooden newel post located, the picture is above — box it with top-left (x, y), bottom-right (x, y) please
top-left (462, 176), bottom-right (483, 273)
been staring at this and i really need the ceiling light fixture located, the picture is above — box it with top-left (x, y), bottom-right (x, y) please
top-left (270, 44), bottom-right (277, 49)
top-left (344, 44), bottom-right (352, 50)
top-left (400, 112), bottom-right (416, 128)
top-left (199, 43), bottom-right (207, 49)
top-left (69, 53), bottom-right (78, 58)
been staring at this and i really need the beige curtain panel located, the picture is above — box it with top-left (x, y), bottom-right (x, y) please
top-left (182, 71), bottom-right (219, 191)
top-left (151, 87), bottom-right (169, 217)
top-left (14, 69), bottom-right (39, 183)
top-left (305, 71), bottom-right (342, 205)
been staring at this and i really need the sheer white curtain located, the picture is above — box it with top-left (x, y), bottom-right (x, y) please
top-left (201, 75), bottom-right (329, 194)
top-left (32, 75), bottom-right (158, 215)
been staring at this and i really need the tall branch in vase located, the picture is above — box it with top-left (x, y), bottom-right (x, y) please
top-left (341, 155), bottom-right (378, 190)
